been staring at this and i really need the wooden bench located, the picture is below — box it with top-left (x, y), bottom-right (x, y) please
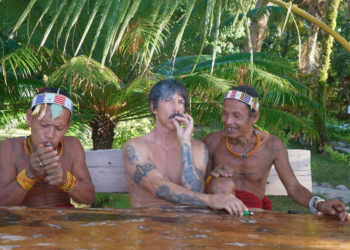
top-left (85, 149), bottom-right (312, 195)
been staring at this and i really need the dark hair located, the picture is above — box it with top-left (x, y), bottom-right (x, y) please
top-left (149, 79), bottom-right (188, 116)
top-left (38, 87), bottom-right (70, 97)
top-left (231, 85), bottom-right (259, 117)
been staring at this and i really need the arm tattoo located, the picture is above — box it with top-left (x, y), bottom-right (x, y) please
top-left (126, 144), bottom-right (139, 163)
top-left (196, 168), bottom-right (204, 179)
top-left (156, 185), bottom-right (205, 206)
top-left (133, 163), bottom-right (156, 185)
top-left (180, 143), bottom-right (202, 192)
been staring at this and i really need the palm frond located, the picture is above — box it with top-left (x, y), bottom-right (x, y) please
top-left (1, 47), bottom-right (42, 82)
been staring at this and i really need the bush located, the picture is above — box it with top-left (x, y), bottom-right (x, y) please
top-left (113, 118), bottom-right (154, 149)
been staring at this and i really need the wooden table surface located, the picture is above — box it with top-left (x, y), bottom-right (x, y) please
top-left (0, 206), bottom-right (349, 249)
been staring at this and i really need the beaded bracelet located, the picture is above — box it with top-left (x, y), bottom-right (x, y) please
top-left (16, 169), bottom-right (37, 191)
top-left (59, 170), bottom-right (77, 192)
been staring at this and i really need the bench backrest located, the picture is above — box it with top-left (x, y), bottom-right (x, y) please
top-left (85, 149), bottom-right (312, 195)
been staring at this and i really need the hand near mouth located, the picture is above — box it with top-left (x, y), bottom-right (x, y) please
top-left (172, 114), bottom-right (194, 144)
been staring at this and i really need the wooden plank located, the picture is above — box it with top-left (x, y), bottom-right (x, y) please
top-left (85, 149), bottom-right (127, 193)
top-left (86, 149), bottom-right (312, 195)
top-left (265, 149), bottom-right (312, 195)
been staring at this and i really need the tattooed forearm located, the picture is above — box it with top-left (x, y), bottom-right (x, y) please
top-left (156, 185), bottom-right (205, 206)
top-left (180, 143), bottom-right (202, 192)
top-left (126, 144), bottom-right (139, 163)
top-left (133, 163), bottom-right (156, 184)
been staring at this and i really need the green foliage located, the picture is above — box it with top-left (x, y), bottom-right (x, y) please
top-left (323, 144), bottom-right (350, 181)
top-left (113, 118), bottom-right (154, 149)
top-left (326, 119), bottom-right (350, 144)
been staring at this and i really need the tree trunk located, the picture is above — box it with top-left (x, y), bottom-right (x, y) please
top-left (299, 0), bottom-right (325, 74)
top-left (314, 0), bottom-right (341, 151)
top-left (267, 0), bottom-right (350, 53)
top-left (244, 0), bottom-right (272, 52)
top-left (89, 117), bottom-right (116, 150)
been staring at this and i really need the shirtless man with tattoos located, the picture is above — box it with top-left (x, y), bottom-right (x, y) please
top-left (205, 85), bottom-right (349, 221)
top-left (123, 79), bottom-right (248, 215)
top-left (0, 88), bottom-right (95, 207)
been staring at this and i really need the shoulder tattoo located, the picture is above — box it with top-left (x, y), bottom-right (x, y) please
top-left (133, 163), bottom-right (156, 184)
top-left (126, 144), bottom-right (139, 163)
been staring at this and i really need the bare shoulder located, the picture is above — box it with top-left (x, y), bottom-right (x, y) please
top-left (259, 131), bottom-right (287, 154)
top-left (123, 133), bottom-right (151, 164)
top-left (62, 136), bottom-right (83, 148)
top-left (0, 137), bottom-right (23, 171)
top-left (203, 131), bottom-right (225, 151)
top-left (124, 133), bottom-right (150, 151)
top-left (0, 137), bottom-right (23, 152)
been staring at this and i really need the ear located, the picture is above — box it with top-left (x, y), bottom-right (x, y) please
top-left (26, 109), bottom-right (33, 127)
top-left (150, 101), bottom-right (157, 115)
top-left (250, 111), bottom-right (260, 124)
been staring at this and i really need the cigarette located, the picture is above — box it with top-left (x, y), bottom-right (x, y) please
top-left (243, 211), bottom-right (254, 216)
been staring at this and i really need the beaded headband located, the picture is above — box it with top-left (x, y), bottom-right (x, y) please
top-left (31, 93), bottom-right (74, 114)
top-left (224, 90), bottom-right (259, 111)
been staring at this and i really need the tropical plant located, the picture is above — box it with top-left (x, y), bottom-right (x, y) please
top-left (2, 0), bottom-right (348, 149)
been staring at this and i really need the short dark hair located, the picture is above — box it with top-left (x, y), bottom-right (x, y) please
top-left (231, 85), bottom-right (259, 117)
top-left (149, 79), bottom-right (188, 116)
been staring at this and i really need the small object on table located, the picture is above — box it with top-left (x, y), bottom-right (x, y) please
top-left (243, 211), bottom-right (254, 216)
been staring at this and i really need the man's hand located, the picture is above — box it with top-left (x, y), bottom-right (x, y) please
top-left (207, 193), bottom-right (248, 216)
top-left (172, 114), bottom-right (194, 144)
top-left (28, 143), bottom-right (65, 186)
top-left (27, 144), bottom-right (58, 179)
top-left (211, 164), bottom-right (233, 177)
top-left (317, 199), bottom-right (349, 222)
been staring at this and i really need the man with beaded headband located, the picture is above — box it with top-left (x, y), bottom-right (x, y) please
top-left (0, 88), bottom-right (95, 207)
top-left (204, 85), bottom-right (349, 221)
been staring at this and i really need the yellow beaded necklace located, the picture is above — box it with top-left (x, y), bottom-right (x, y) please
top-left (24, 136), bottom-right (63, 156)
top-left (226, 131), bottom-right (261, 159)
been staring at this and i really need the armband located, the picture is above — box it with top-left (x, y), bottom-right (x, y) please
top-left (59, 171), bottom-right (77, 192)
top-left (309, 196), bottom-right (325, 214)
top-left (16, 169), bottom-right (37, 191)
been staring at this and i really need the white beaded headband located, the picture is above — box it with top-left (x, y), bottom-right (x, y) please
top-left (31, 93), bottom-right (73, 114)
top-left (224, 90), bottom-right (259, 111)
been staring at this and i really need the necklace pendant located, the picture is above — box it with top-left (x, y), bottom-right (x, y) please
top-left (241, 153), bottom-right (246, 159)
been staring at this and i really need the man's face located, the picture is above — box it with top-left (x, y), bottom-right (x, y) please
top-left (221, 99), bottom-right (257, 139)
top-left (152, 92), bottom-right (186, 129)
top-left (27, 105), bottom-right (71, 148)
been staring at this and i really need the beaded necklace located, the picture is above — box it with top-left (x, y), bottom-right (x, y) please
top-left (24, 136), bottom-right (63, 156)
top-left (226, 131), bottom-right (261, 159)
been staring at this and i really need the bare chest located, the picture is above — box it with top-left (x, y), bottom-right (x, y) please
top-left (149, 145), bottom-right (183, 184)
top-left (213, 142), bottom-right (273, 179)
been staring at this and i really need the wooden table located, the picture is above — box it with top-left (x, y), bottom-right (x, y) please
top-left (0, 206), bottom-right (349, 249)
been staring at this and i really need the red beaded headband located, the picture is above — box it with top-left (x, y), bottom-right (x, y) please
top-left (224, 90), bottom-right (259, 111)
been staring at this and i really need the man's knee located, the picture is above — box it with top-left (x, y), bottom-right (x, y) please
top-left (206, 177), bottom-right (235, 194)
